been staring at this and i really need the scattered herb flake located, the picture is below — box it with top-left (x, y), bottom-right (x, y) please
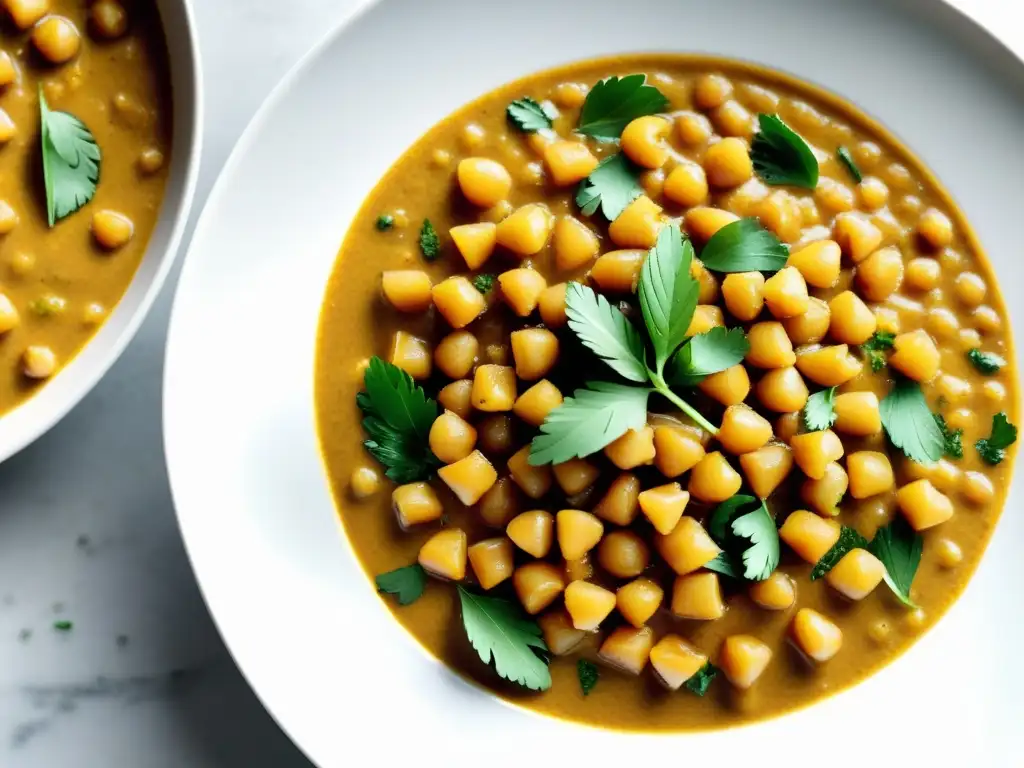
top-left (684, 662), bottom-right (719, 697)
top-left (803, 387), bottom-right (837, 431)
top-left (507, 97), bottom-right (555, 132)
top-left (53, 620), bottom-right (73, 632)
top-left (576, 74), bottom-right (669, 140)
top-left (375, 214), bottom-right (394, 231)
top-left (966, 348), bottom-right (1004, 375)
top-left (577, 659), bottom-right (599, 696)
top-left (575, 153), bottom-right (643, 220)
top-left (811, 526), bottom-right (868, 581)
top-left (976, 412), bottom-right (1017, 465)
top-left (879, 377), bottom-right (944, 464)
top-left (869, 518), bottom-right (922, 608)
top-left (860, 331), bottom-right (896, 372)
top-left (375, 564), bottom-right (428, 606)
top-left (750, 114), bottom-right (819, 189)
top-left (472, 273), bottom-right (497, 294)
top-left (699, 217), bottom-right (788, 273)
top-left (836, 146), bottom-right (862, 183)
top-left (934, 413), bottom-right (963, 459)
top-left (418, 219), bottom-right (440, 261)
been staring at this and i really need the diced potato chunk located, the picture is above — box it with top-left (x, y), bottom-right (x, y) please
top-left (476, 476), bottom-right (520, 528)
top-left (564, 581), bottom-right (617, 631)
top-left (496, 204), bottom-right (554, 256)
top-left (790, 608), bottom-right (843, 662)
top-left (382, 270), bottom-right (433, 312)
top-left (438, 379), bottom-right (473, 420)
top-left (510, 327), bottom-right (558, 379)
top-left (756, 367), bottom-right (809, 413)
top-left (783, 297), bottom-right (830, 345)
top-left (746, 322), bottom-right (796, 368)
top-left (688, 451), bottom-right (742, 502)
top-left (537, 609), bottom-right (586, 656)
top-left (686, 304), bottom-right (724, 336)
top-left (556, 509), bottom-right (604, 561)
top-left (598, 626), bottom-right (655, 675)
top-left (718, 404), bottom-right (773, 455)
top-left (638, 483), bottom-right (690, 535)
top-left (739, 443), bottom-right (793, 498)
top-left (684, 206), bottom-right (739, 241)
top-left (434, 330), bottom-right (479, 379)
top-left (593, 473), bottom-right (641, 525)
top-left (800, 462), bottom-right (848, 516)
top-left (719, 635), bottom-right (773, 689)
top-left (655, 517), bottom-right (722, 576)
top-left (543, 140), bottom-right (599, 186)
top-left (429, 410), bottom-right (477, 464)
top-left (833, 212), bottom-right (882, 263)
top-left (552, 457), bottom-right (599, 496)
top-left (833, 392), bottom-right (882, 436)
top-left (458, 157), bottom-right (512, 207)
top-left (390, 330), bottom-right (431, 380)
top-left (897, 479), bottom-right (954, 530)
top-left (597, 530), bottom-right (650, 578)
top-left (450, 223), bottom-right (497, 269)
top-left (513, 562), bottom-right (566, 614)
top-left (418, 528), bottom-right (468, 581)
top-left (825, 548), bottom-right (886, 600)
top-left (438, 450), bottom-right (497, 505)
top-left (468, 537), bottom-right (515, 590)
top-left (846, 451), bottom-right (894, 499)
top-left (856, 245), bottom-right (904, 302)
top-left (653, 425), bottom-right (706, 477)
top-left (779, 510), bottom-right (841, 563)
top-left (506, 509), bottom-right (554, 558)
top-left (763, 266), bottom-right (810, 319)
top-left (553, 215), bottom-right (600, 269)
top-left (500, 268), bottom-right (547, 317)
top-left (671, 572), bottom-right (725, 620)
top-left (472, 365), bottom-right (517, 412)
top-left (650, 635), bottom-right (708, 691)
top-left (721, 271), bottom-right (765, 322)
top-left (888, 329), bottom-right (940, 382)
top-left (749, 571), bottom-right (796, 610)
top-left (506, 446), bottom-right (552, 499)
top-left (604, 426), bottom-right (656, 469)
top-left (392, 482), bottom-right (443, 529)
top-left (538, 283), bottom-right (568, 327)
top-left (477, 414), bottom-right (515, 456)
top-left (616, 577), bottom-right (664, 627)
top-left (699, 364), bottom-right (750, 406)
top-left (787, 239), bottom-right (841, 288)
top-left (621, 115), bottom-right (671, 168)
top-left (828, 291), bottom-right (877, 345)
top-left (795, 344), bottom-right (863, 387)
top-left (608, 195), bottom-right (663, 248)
top-left (513, 380), bottom-right (563, 426)
top-left (432, 276), bottom-right (487, 328)
top-left (590, 249), bottom-right (645, 293)
top-left (791, 429), bottom-right (844, 480)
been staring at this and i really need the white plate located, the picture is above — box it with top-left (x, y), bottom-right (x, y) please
top-left (164, 0), bottom-right (1024, 765)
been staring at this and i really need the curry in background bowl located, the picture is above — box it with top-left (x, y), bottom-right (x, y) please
top-left (315, 54), bottom-right (1018, 731)
top-left (0, 0), bottom-right (170, 414)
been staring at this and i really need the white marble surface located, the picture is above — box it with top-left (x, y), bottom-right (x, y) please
top-left (0, 0), bottom-right (1018, 766)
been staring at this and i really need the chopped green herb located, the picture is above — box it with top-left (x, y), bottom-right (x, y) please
top-left (638, 227), bottom-right (701, 372)
top-left (803, 387), bottom-right (837, 431)
top-left (879, 377), bottom-right (944, 464)
top-left (976, 412), bottom-right (1017, 465)
top-left (507, 97), bottom-right (555, 132)
top-left (934, 413), bottom-right (963, 459)
top-left (418, 219), bottom-right (440, 260)
top-left (966, 348), bottom-right (1004, 375)
top-left (375, 564), bottom-right (428, 606)
top-left (708, 495), bottom-right (779, 581)
top-left (810, 526), bottom-right (868, 581)
top-left (750, 114), bottom-right (819, 189)
top-left (668, 326), bottom-right (750, 387)
top-left (53, 620), bottom-right (73, 632)
top-left (869, 518), bottom-right (922, 608)
top-left (375, 214), bottom-right (394, 231)
top-left (699, 218), bottom-right (788, 273)
top-left (684, 662), bottom-right (719, 697)
top-left (836, 146), bottom-right (862, 183)
top-left (457, 586), bottom-right (551, 691)
top-left (29, 295), bottom-right (66, 317)
top-left (576, 74), bottom-right (669, 140)
top-left (472, 273), bottom-right (497, 294)
top-left (566, 282), bottom-right (649, 383)
top-left (577, 659), bottom-right (599, 696)
top-left (576, 153), bottom-right (643, 220)
top-left (860, 331), bottom-right (896, 372)
top-left (40, 89), bottom-right (101, 227)
top-left (356, 356), bottom-right (441, 482)
top-left (703, 551), bottom-right (741, 579)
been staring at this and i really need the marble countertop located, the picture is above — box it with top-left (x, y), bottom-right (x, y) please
top-left (0, 0), bottom-right (1017, 765)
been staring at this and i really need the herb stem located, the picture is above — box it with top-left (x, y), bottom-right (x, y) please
top-left (650, 373), bottom-right (719, 436)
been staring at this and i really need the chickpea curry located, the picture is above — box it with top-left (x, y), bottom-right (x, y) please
top-left (315, 55), bottom-right (1019, 731)
top-left (0, 0), bottom-right (170, 411)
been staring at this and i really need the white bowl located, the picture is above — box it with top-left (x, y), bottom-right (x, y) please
top-left (164, 0), bottom-right (1023, 765)
top-left (0, 0), bottom-right (202, 462)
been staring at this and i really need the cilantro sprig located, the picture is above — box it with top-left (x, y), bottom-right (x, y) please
top-left (803, 387), bottom-right (837, 431)
top-left (860, 331), bottom-right (896, 372)
top-left (967, 348), bottom-right (1004, 375)
top-left (576, 74), bottom-right (669, 140)
top-left (375, 564), bottom-right (427, 606)
top-left (750, 114), bottom-right (819, 189)
top-left (576, 153), bottom-right (642, 220)
top-left (472, 273), bottom-right (497, 294)
top-left (684, 662), bottom-right (719, 696)
top-left (977, 412), bottom-right (1017, 465)
top-left (507, 97), bottom-right (556, 133)
top-left (880, 377), bottom-right (944, 464)
top-left (577, 659), bottom-right (599, 696)
top-left (419, 219), bottom-right (440, 261)
top-left (40, 89), bottom-right (101, 227)
top-left (699, 218), bottom-right (788, 273)
top-left (934, 413), bottom-right (963, 459)
top-left (707, 495), bottom-right (780, 581)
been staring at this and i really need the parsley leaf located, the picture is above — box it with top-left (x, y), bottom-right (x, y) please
top-left (472, 273), bottom-right (497, 294)
top-left (638, 223), bottom-right (700, 371)
top-left (576, 74), bottom-right (669, 140)
top-left (869, 518), bottom-right (922, 608)
top-left (375, 214), bottom-right (394, 231)
top-left (810, 526), bottom-right (868, 581)
top-left (528, 381), bottom-right (650, 465)
top-left (576, 153), bottom-right (642, 220)
top-left (669, 326), bottom-right (749, 387)
top-left (934, 413), bottom-right (963, 459)
top-left (836, 146), bottom-right (862, 183)
top-left (356, 356), bottom-right (441, 482)
top-left (457, 586), bottom-right (551, 691)
top-left (565, 282), bottom-right (649, 383)
top-left (966, 348), bottom-right (1004, 375)
top-left (375, 564), bottom-right (427, 606)
top-left (803, 387), bottom-right (837, 431)
top-left (684, 662), bottom-right (719, 697)
top-left (419, 219), bottom-right (440, 261)
top-left (860, 331), bottom-right (896, 372)
top-left (40, 89), bottom-right (101, 227)
top-left (750, 114), bottom-right (819, 189)
top-left (699, 218), bottom-right (788, 273)
top-left (880, 377), bottom-right (944, 464)
top-left (577, 659), bottom-right (599, 696)
top-left (976, 412), bottom-right (1017, 465)
top-left (507, 97), bottom-right (556, 132)
top-left (703, 552), bottom-right (741, 579)
top-left (708, 494), bottom-right (758, 544)
top-left (708, 495), bottom-right (779, 581)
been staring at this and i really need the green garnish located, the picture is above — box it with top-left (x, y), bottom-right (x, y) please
top-left (507, 97), bottom-right (555, 132)
top-left (934, 413), bottom-right (963, 459)
top-left (457, 586), bottom-right (551, 691)
top-left (860, 331), bottom-right (896, 372)
top-left (836, 146), bottom-right (862, 183)
top-left (704, 552), bottom-right (741, 580)
top-left (472, 273), bottom-right (497, 294)
top-left (699, 218), bottom-right (788, 273)
top-left (356, 356), bottom-right (441, 483)
top-left (576, 74), bottom-right (669, 140)
top-left (375, 214), bottom-right (394, 231)
top-left (966, 348), bottom-right (1004, 375)
top-left (879, 377), bottom-right (944, 464)
top-left (750, 114), bottom-right (819, 189)
top-left (810, 526), bottom-right (868, 581)
top-left (53, 620), bottom-right (73, 632)
top-left (803, 387), bottom-right (837, 431)
top-left (684, 662), bottom-right (719, 697)
top-left (375, 564), bottom-right (427, 606)
top-left (565, 282), bottom-right (649, 383)
top-left (419, 219), bottom-right (440, 261)
top-left (707, 495), bottom-right (780, 581)
top-left (40, 89), bottom-right (101, 227)
top-left (868, 518), bottom-right (922, 608)
top-left (976, 412), bottom-right (1017, 465)
top-left (577, 659), bottom-right (599, 696)
top-left (576, 153), bottom-right (642, 220)
top-left (668, 326), bottom-right (750, 387)
top-left (29, 295), bottom-right (67, 317)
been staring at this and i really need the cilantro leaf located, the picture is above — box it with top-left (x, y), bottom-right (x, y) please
top-left (976, 412), bottom-right (1017, 465)
top-left (836, 146), bottom-right (862, 183)
top-left (860, 331), bottom-right (896, 372)
top-left (576, 74), bottom-right (669, 140)
top-left (40, 89), bottom-right (101, 227)
top-left (576, 153), bottom-right (642, 220)
top-left (868, 518), bottom-right (922, 608)
top-left (375, 564), bottom-right (427, 606)
top-left (528, 381), bottom-right (650, 466)
top-left (577, 659), bottom-right (599, 696)
top-left (507, 97), bottom-right (555, 132)
top-left (803, 387), bottom-right (837, 431)
top-left (638, 223), bottom-right (700, 370)
top-left (668, 327), bottom-right (749, 387)
top-left (565, 282), bottom-right (649, 383)
top-left (684, 662), bottom-right (719, 697)
top-left (810, 526), bottom-right (868, 581)
top-left (699, 218), bottom-right (788, 273)
top-left (375, 214), bottom-right (394, 231)
top-left (708, 494), bottom-right (758, 544)
top-left (879, 377), bottom-right (944, 464)
top-left (967, 348), bottom-right (1004, 375)
top-left (934, 413), bottom-right (963, 459)
top-left (357, 356), bottom-right (441, 482)
top-left (457, 586), bottom-right (551, 691)
top-left (472, 273), bottom-right (497, 294)
top-left (703, 552), bottom-right (741, 579)
top-left (419, 219), bottom-right (440, 260)
top-left (750, 114), bottom-right (819, 189)
top-left (708, 495), bottom-right (778, 581)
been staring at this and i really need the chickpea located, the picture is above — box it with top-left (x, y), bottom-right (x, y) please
top-left (89, 0), bottom-right (128, 39)
top-left (801, 462), bottom-right (848, 516)
top-left (897, 479), bottom-right (953, 531)
top-left (686, 304), bottom-right (723, 336)
top-left (608, 195), bottom-right (663, 248)
top-left (638, 482), bottom-right (690, 535)
top-left (746, 322), bottom-right (796, 368)
top-left (926, 307), bottom-right (960, 340)
top-left (953, 272), bottom-right (987, 307)
top-left (775, 411), bottom-right (802, 444)
top-left (791, 429), bottom-right (844, 480)
top-left (32, 16), bottom-right (81, 65)
top-left (904, 257), bottom-right (940, 291)
top-left (815, 178), bottom-right (855, 213)
top-left (857, 176), bottom-right (889, 210)
top-left (617, 578), bottom-right (664, 628)
top-left (757, 191), bottom-right (802, 243)
top-left (597, 530), bottom-right (650, 579)
top-left (543, 140), bottom-right (598, 186)
top-left (429, 411), bottom-right (477, 464)
top-left (846, 451), bottom-right (894, 499)
top-left (833, 212), bottom-right (882, 263)
top-left (712, 99), bottom-right (753, 137)
top-left (0, 200), bottom-right (17, 235)
top-left (564, 581), bottom-right (616, 631)
top-left (477, 476), bottom-right (520, 529)
top-left (888, 329), bottom-right (940, 382)
top-left (620, 115), bottom-right (671, 169)
top-left (496, 204), bottom-right (553, 256)
top-left (717, 404), bottom-right (772, 455)
top-left (472, 365), bottom-right (516, 412)
top-left (684, 206), bottom-right (739, 241)
top-left (513, 562), bottom-right (565, 615)
top-left (762, 266), bottom-right (809, 319)
top-left (137, 147), bottom-right (165, 175)
top-left (721, 271), bottom-right (765, 322)
top-left (537, 609), bottom-right (585, 656)
top-left (438, 379), bottom-right (473, 420)
top-left (599, 626), bottom-right (655, 675)
top-left (390, 331), bottom-right (431, 380)
top-left (688, 451), bottom-right (742, 503)
top-left (675, 111), bottom-right (712, 145)
top-left (855, 246), bottom-right (904, 302)
top-left (553, 216), bottom-right (599, 271)
top-left (828, 291), bottom-right (877, 345)
top-left (392, 482), bottom-right (443, 528)
top-left (917, 207), bottom-right (954, 249)
top-left (432, 276), bottom-right (486, 328)
top-left (749, 572), bottom-right (796, 611)
top-left (796, 344), bottom-right (863, 387)
top-left (593, 472), bottom-right (641, 526)
top-left (349, 466), bottom-right (381, 500)
top-left (552, 457), bottom-right (599, 496)
top-left (640, 168), bottom-right (665, 199)
top-left (786, 239), bottom-right (841, 289)
top-left (591, 249), bottom-right (645, 293)
top-left (783, 297), bottom-right (830, 346)
top-left (468, 538), bottom-right (514, 591)
top-left (704, 137), bottom-right (753, 188)
top-left (833, 392), bottom-right (882, 436)
top-left (973, 305), bottom-right (1002, 334)
top-left (457, 157), bottom-right (512, 207)
top-left (790, 608), bottom-right (843, 662)
top-left (779, 510), bottom-right (841, 563)
top-left (604, 426), bottom-right (656, 470)
top-left (461, 122), bottom-right (486, 149)
top-left (663, 161), bottom-right (709, 208)
top-left (719, 635), bottom-right (772, 690)
top-left (0, 294), bottom-right (19, 333)
top-left (538, 283), bottom-right (568, 328)
top-left (935, 539), bottom-right (963, 569)
top-left (434, 331), bottom-right (478, 379)
top-left (510, 327), bottom-right (558, 380)
top-left (653, 425), bottom-right (706, 478)
top-left (699, 364), bottom-right (750, 406)
top-left (438, 450), bottom-right (497, 506)
top-left (739, 443), bottom-right (794, 499)
top-left (512, 379), bottom-right (562, 427)
top-left (507, 446), bottom-right (552, 499)
top-left (0, 108), bottom-right (14, 144)
top-left (552, 82), bottom-right (587, 108)
top-left (756, 367), bottom-right (809, 413)
top-left (961, 471), bottom-right (995, 505)
top-left (693, 73), bottom-right (733, 109)
top-left (506, 510), bottom-right (554, 558)
top-left (556, 509), bottom-right (604, 561)
top-left (450, 222), bottom-right (496, 270)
